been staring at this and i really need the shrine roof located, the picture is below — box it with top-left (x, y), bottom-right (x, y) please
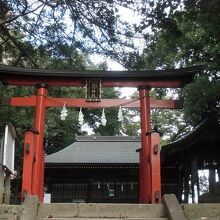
top-left (45, 136), bottom-right (140, 164)
top-left (0, 65), bottom-right (202, 87)
top-left (161, 118), bottom-right (220, 160)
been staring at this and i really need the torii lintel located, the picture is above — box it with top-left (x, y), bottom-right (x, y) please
top-left (0, 65), bottom-right (202, 87)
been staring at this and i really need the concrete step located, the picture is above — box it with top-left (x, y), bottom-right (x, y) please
top-left (0, 215), bottom-right (17, 220)
top-left (190, 219), bottom-right (220, 220)
top-left (37, 203), bottom-right (166, 219)
top-left (183, 204), bottom-right (220, 219)
top-left (0, 205), bottom-right (23, 220)
top-left (39, 218), bottom-right (168, 220)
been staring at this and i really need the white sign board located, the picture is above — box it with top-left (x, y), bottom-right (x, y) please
top-left (43, 193), bottom-right (51, 203)
top-left (109, 189), bottom-right (114, 197)
top-left (3, 123), bottom-right (16, 173)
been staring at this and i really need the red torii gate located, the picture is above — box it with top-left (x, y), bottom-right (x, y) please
top-left (0, 65), bottom-right (201, 203)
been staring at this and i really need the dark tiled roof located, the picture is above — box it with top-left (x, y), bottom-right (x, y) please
top-left (161, 118), bottom-right (220, 158)
top-left (45, 136), bottom-right (140, 164)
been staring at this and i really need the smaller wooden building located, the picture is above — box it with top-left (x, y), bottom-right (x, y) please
top-left (161, 118), bottom-right (220, 203)
top-left (45, 136), bottom-right (140, 203)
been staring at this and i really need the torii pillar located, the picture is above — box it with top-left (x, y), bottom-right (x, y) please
top-left (32, 84), bottom-right (48, 202)
top-left (139, 86), bottom-right (151, 203)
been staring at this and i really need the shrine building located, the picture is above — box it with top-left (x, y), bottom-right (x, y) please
top-left (45, 118), bottom-right (220, 203)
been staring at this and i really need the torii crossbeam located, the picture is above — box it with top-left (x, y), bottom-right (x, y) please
top-left (0, 65), bottom-right (201, 203)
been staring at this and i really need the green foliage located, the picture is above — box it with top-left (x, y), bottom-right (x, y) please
top-left (199, 171), bottom-right (209, 195)
top-left (124, 0), bottom-right (220, 127)
top-left (44, 106), bottom-right (84, 155)
top-left (120, 109), bottom-right (140, 136)
top-left (83, 88), bottom-right (121, 136)
top-left (126, 0), bottom-right (219, 72)
top-left (150, 88), bottom-right (191, 142)
top-left (118, 88), bottom-right (191, 142)
top-left (151, 108), bottom-right (191, 142)
top-left (0, 0), bottom-right (137, 64)
top-left (183, 76), bottom-right (220, 124)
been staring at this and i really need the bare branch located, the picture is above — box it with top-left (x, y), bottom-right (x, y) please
top-left (0, 36), bottom-right (10, 46)
top-left (171, 123), bottom-right (189, 142)
top-left (13, 53), bottom-right (23, 66)
top-left (38, 0), bottom-right (60, 9)
top-left (1, 25), bottom-right (39, 67)
top-left (0, 3), bottom-right (44, 26)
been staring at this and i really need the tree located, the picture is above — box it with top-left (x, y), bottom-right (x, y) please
top-left (116, 89), bottom-right (191, 143)
top-left (120, 108), bottom-right (140, 136)
top-left (124, 0), bottom-right (220, 126)
top-left (0, 0), bottom-right (139, 66)
top-left (182, 76), bottom-right (220, 125)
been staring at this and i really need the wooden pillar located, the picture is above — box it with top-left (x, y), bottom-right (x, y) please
top-left (150, 131), bottom-right (161, 203)
top-left (191, 157), bottom-right (197, 203)
top-left (194, 156), bottom-right (200, 202)
top-left (138, 86), bottom-right (151, 203)
top-left (32, 84), bottom-right (48, 202)
top-left (21, 128), bottom-right (38, 200)
top-left (177, 162), bottom-right (183, 203)
top-left (183, 164), bottom-right (189, 203)
top-left (191, 178), bottom-right (195, 203)
top-left (209, 169), bottom-right (215, 193)
top-left (217, 168), bottom-right (220, 183)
